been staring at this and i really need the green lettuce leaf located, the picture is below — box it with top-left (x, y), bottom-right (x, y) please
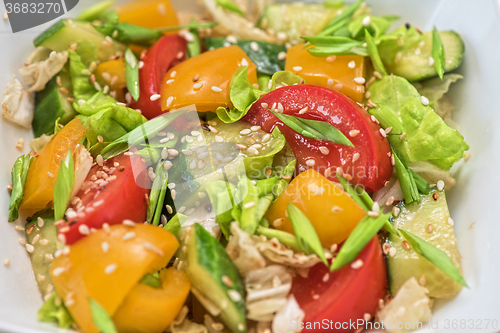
top-left (203, 181), bottom-right (237, 238)
top-left (269, 71), bottom-right (304, 90)
top-left (38, 293), bottom-right (74, 329)
top-left (76, 92), bottom-right (147, 149)
top-left (69, 50), bottom-right (97, 102)
top-left (217, 66), bottom-right (262, 123)
top-left (8, 154), bottom-right (33, 222)
top-left (368, 75), bottom-right (468, 170)
top-left (75, 39), bottom-right (97, 68)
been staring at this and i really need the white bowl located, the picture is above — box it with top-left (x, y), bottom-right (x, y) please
top-left (0, 0), bottom-right (499, 332)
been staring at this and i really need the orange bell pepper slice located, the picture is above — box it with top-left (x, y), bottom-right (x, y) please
top-left (50, 224), bottom-right (180, 333)
top-left (20, 119), bottom-right (86, 211)
top-left (265, 169), bottom-right (366, 248)
top-left (160, 45), bottom-right (258, 112)
top-left (116, 0), bottom-right (179, 31)
top-left (113, 268), bottom-right (190, 333)
top-left (285, 44), bottom-right (366, 103)
top-left (95, 59), bottom-right (127, 102)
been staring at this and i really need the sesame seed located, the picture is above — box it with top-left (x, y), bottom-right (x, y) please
top-left (448, 217), bottom-right (455, 226)
top-left (391, 154), bottom-right (395, 165)
top-left (250, 125), bottom-right (261, 132)
top-left (198, 160), bottom-right (205, 169)
top-left (241, 58), bottom-right (249, 67)
top-left (292, 66), bottom-right (302, 72)
top-left (193, 81), bottom-right (204, 90)
top-left (32, 234), bottom-right (40, 245)
top-left (272, 218), bottom-right (283, 227)
top-left (319, 146), bottom-right (329, 155)
top-left (3, 12), bottom-right (8, 20)
top-left (372, 202), bottom-right (380, 213)
top-left (354, 77), bottom-right (366, 85)
top-left (402, 240), bottom-right (411, 250)
top-left (250, 42), bottom-right (259, 52)
top-left (235, 143), bottom-right (247, 150)
top-left (349, 130), bottom-right (360, 137)
top-left (305, 159), bottom-right (316, 167)
top-left (123, 232), bottom-right (136, 241)
top-left (379, 128), bottom-right (387, 138)
top-left (240, 129), bottom-right (251, 136)
top-left (52, 267), bottom-right (65, 276)
top-left (226, 35), bottom-right (237, 43)
top-left (18, 238), bottom-right (26, 246)
top-left (388, 247), bottom-right (397, 258)
top-left (14, 225), bottom-right (25, 231)
top-left (426, 223), bottom-right (434, 233)
top-left (385, 196), bottom-right (395, 206)
top-left (428, 57), bottom-right (435, 66)
top-left (47, 172), bottom-right (55, 178)
top-left (367, 211), bottom-right (379, 217)
top-left (78, 224), bottom-right (90, 235)
top-left (176, 51), bottom-right (184, 59)
top-left (211, 86), bottom-right (223, 92)
top-left (331, 206), bottom-right (343, 213)
top-left (143, 242), bottom-right (164, 256)
top-left (348, 60), bottom-right (356, 68)
top-left (362, 15), bottom-right (371, 26)
top-left (298, 106), bottom-right (309, 115)
top-left (96, 155), bottom-right (104, 166)
top-left (222, 275), bottom-right (234, 287)
top-left (382, 243), bottom-right (390, 255)
top-left (336, 166), bottom-right (344, 176)
top-left (166, 205), bottom-right (173, 214)
top-left (122, 220), bottom-right (136, 227)
top-left (166, 96), bottom-right (174, 108)
top-left (327, 78), bottom-right (334, 88)
top-left (227, 289), bottom-right (242, 302)
top-left (277, 32), bottom-right (287, 40)
top-left (326, 56), bottom-right (336, 62)
top-left (58, 234), bottom-right (66, 245)
top-left (243, 201), bottom-right (256, 209)
top-left (333, 83), bottom-right (343, 90)
top-left (421, 96), bottom-right (429, 106)
top-left (3, 259), bottom-right (10, 266)
top-left (150, 94), bottom-right (161, 101)
top-left (351, 259), bottom-right (364, 269)
top-left (105, 263), bottom-right (117, 274)
top-left (101, 242), bottom-right (109, 253)
top-left (392, 206), bottom-right (400, 217)
top-left (436, 180), bottom-right (445, 191)
top-left (166, 79), bottom-right (174, 85)
top-left (278, 52), bottom-right (287, 60)
top-left (25, 244), bottom-right (34, 253)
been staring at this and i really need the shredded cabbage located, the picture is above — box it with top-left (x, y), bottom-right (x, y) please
top-left (19, 50), bottom-right (68, 92)
top-left (1, 76), bottom-right (34, 128)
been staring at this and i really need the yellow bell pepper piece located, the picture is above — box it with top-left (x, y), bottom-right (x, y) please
top-left (50, 224), bottom-right (179, 333)
top-left (95, 59), bottom-right (127, 102)
top-left (113, 268), bottom-right (191, 333)
top-left (20, 119), bottom-right (86, 211)
top-left (160, 45), bottom-right (258, 112)
top-left (265, 169), bottom-right (366, 248)
top-left (285, 44), bottom-right (366, 103)
top-left (116, 0), bottom-right (179, 31)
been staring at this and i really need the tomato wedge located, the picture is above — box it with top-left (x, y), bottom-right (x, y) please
top-left (57, 153), bottom-right (150, 245)
top-left (129, 35), bottom-right (187, 119)
top-left (291, 237), bottom-right (387, 332)
top-left (243, 85), bottom-right (392, 192)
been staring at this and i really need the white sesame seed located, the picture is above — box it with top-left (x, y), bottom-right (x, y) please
top-left (227, 289), bottom-right (242, 302)
top-left (198, 160), bottom-right (206, 169)
top-left (436, 180), bottom-right (445, 191)
top-left (144, 242), bottom-right (164, 256)
top-left (428, 57), bottom-right (435, 66)
top-left (277, 103), bottom-right (284, 113)
top-left (170, 71), bottom-right (177, 78)
top-left (389, 247), bottom-right (397, 258)
top-left (351, 259), bottom-right (364, 269)
top-left (448, 217), bottom-right (455, 226)
top-left (96, 155), bottom-right (104, 166)
top-left (165, 96), bottom-right (174, 108)
top-left (292, 66), bottom-right (303, 72)
top-left (166, 204), bottom-right (173, 214)
top-left (367, 211), bottom-right (380, 217)
top-left (193, 81), bottom-right (204, 90)
top-left (18, 238), bottom-right (26, 246)
top-left (348, 60), bottom-right (356, 68)
top-left (354, 77), bottom-right (366, 85)
top-left (327, 78), bottom-right (334, 88)
top-left (306, 159), bottom-right (316, 166)
top-left (122, 219), bottom-right (136, 227)
top-left (278, 52), bottom-right (287, 61)
top-left (58, 234), bottom-right (66, 245)
top-left (47, 172), bottom-right (55, 178)
top-left (391, 154), bottom-right (395, 165)
top-left (421, 96), bottom-right (429, 106)
top-left (268, 79), bottom-right (273, 90)
top-left (243, 201), bottom-right (256, 209)
top-left (226, 35), bottom-right (237, 43)
top-left (241, 58), bottom-right (249, 67)
top-left (240, 129), bottom-right (251, 136)
top-left (333, 83), bottom-right (343, 90)
top-left (105, 263), bottom-right (117, 274)
top-left (32, 234), bottom-right (40, 245)
top-left (351, 153), bottom-right (360, 163)
top-left (211, 86), bottom-right (223, 92)
top-left (379, 128), bottom-right (387, 138)
top-left (326, 56), bottom-right (336, 62)
top-left (385, 196), bottom-right (395, 206)
top-left (372, 202), bottom-right (380, 213)
top-left (166, 79), bottom-right (174, 85)
top-left (349, 130), bottom-right (360, 137)
top-left (176, 51), bottom-right (184, 60)
top-left (392, 206), bottom-right (400, 217)
top-left (52, 267), bottom-right (65, 276)
top-left (123, 232), bottom-right (136, 241)
top-left (319, 146), bottom-right (329, 155)
top-left (362, 16), bottom-right (371, 26)
top-left (101, 242), bottom-right (109, 253)
top-left (331, 206), bottom-right (343, 213)
top-left (277, 32), bottom-right (287, 41)
top-left (15, 225), bottom-right (25, 231)
top-left (250, 42), bottom-right (259, 52)
top-left (25, 244), bottom-right (34, 253)
top-left (250, 125), bottom-right (261, 132)
top-left (150, 94), bottom-right (161, 101)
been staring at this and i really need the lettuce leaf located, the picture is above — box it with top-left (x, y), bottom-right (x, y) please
top-left (242, 127), bottom-right (286, 179)
top-left (8, 154), bottom-right (33, 222)
top-left (38, 293), bottom-right (74, 329)
top-left (76, 92), bottom-right (147, 149)
top-left (368, 75), bottom-right (468, 170)
top-left (68, 50), bottom-right (96, 102)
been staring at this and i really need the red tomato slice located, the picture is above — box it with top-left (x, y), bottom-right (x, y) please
top-left (243, 85), bottom-right (392, 192)
top-left (291, 237), bottom-right (387, 333)
top-left (57, 153), bottom-right (150, 245)
top-left (129, 35), bottom-right (187, 120)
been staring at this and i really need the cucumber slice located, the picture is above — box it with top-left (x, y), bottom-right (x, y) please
top-left (183, 223), bottom-right (247, 332)
top-left (33, 64), bottom-right (76, 137)
top-left (382, 31), bottom-right (464, 82)
top-left (258, 3), bottom-right (340, 43)
top-left (387, 189), bottom-right (463, 298)
top-left (25, 210), bottom-right (62, 298)
top-left (34, 19), bottom-right (126, 62)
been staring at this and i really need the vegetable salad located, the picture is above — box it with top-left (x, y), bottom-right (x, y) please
top-left (3, 0), bottom-right (469, 332)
